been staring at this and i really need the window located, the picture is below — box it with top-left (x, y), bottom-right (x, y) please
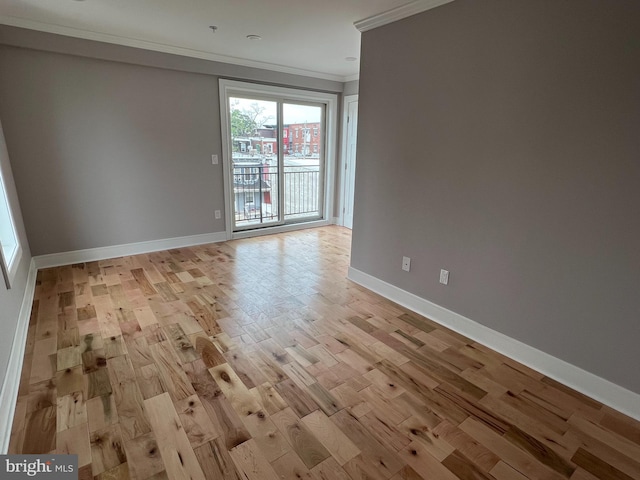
top-left (313, 127), bottom-right (318, 137)
top-left (0, 167), bottom-right (22, 288)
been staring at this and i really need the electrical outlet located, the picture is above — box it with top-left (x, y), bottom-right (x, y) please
top-left (211, 154), bottom-right (219, 165)
top-left (440, 269), bottom-right (449, 285)
top-left (214, 210), bottom-right (221, 219)
top-left (402, 256), bottom-right (411, 272)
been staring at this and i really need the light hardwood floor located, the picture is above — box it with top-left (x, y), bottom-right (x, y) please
top-left (8, 226), bottom-right (640, 479)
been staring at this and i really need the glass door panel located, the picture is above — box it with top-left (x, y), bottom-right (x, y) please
top-left (282, 103), bottom-right (324, 221)
top-left (229, 97), bottom-right (280, 229)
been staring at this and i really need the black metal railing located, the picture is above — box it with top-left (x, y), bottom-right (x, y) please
top-left (283, 166), bottom-right (320, 218)
top-left (233, 164), bottom-right (320, 225)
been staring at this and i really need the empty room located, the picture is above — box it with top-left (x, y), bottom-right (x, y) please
top-left (0, 1), bottom-right (639, 479)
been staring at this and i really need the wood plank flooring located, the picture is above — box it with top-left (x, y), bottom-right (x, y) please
top-left (8, 226), bottom-right (640, 479)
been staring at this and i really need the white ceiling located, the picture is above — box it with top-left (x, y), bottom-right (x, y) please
top-left (0, 0), bottom-right (436, 82)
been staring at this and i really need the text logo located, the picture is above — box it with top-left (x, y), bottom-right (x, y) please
top-left (1, 455), bottom-right (77, 480)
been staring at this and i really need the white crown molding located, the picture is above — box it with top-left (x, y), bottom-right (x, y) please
top-left (348, 266), bottom-right (640, 422)
top-left (354, 0), bottom-right (455, 32)
top-left (343, 73), bottom-right (360, 83)
top-left (0, 258), bottom-right (37, 453)
top-left (0, 15), bottom-right (349, 83)
top-left (33, 232), bottom-right (227, 270)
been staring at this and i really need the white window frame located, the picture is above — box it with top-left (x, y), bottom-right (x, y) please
top-left (0, 166), bottom-right (22, 289)
top-left (219, 79), bottom-right (338, 240)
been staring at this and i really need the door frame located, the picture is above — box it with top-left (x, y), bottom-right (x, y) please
top-left (339, 94), bottom-right (358, 228)
top-left (219, 79), bottom-right (338, 240)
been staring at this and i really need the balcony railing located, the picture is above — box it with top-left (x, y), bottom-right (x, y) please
top-left (233, 163), bottom-right (320, 225)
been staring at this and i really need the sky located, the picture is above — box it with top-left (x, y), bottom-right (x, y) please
top-left (230, 97), bottom-right (322, 125)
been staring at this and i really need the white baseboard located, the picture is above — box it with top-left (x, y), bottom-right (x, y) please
top-left (348, 266), bottom-right (640, 421)
top-left (33, 231), bottom-right (227, 269)
top-left (0, 258), bottom-right (38, 454)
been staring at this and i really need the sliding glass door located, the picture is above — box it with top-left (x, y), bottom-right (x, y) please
top-left (220, 80), bottom-right (337, 238)
top-left (224, 87), bottom-right (329, 233)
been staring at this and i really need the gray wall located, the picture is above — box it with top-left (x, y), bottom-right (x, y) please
top-left (0, 27), bottom-right (345, 255)
top-left (343, 80), bottom-right (359, 96)
top-left (0, 46), bottom-right (225, 255)
top-left (0, 117), bottom-right (32, 397)
top-left (352, 0), bottom-right (640, 394)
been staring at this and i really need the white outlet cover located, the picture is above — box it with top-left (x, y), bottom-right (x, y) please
top-left (440, 269), bottom-right (449, 285)
top-left (214, 210), bottom-right (221, 219)
top-left (212, 154), bottom-right (219, 165)
top-left (402, 256), bottom-right (411, 272)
